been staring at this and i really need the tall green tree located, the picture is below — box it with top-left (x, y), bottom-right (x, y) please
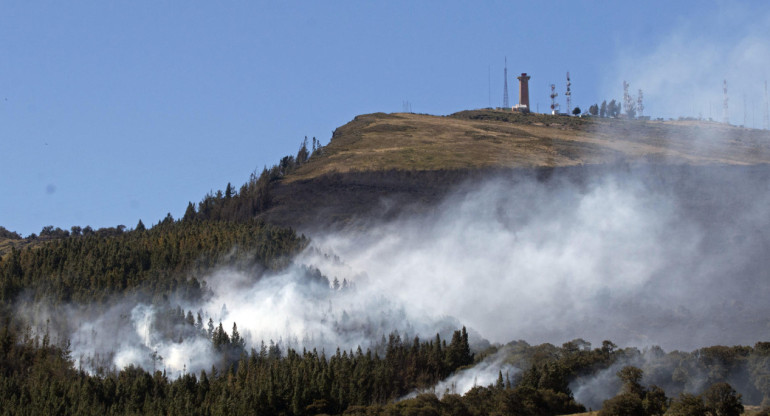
top-left (703, 382), bottom-right (743, 416)
top-left (667, 393), bottom-right (706, 416)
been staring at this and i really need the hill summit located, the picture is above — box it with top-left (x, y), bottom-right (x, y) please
top-left (257, 110), bottom-right (770, 230)
top-left (287, 109), bottom-right (770, 182)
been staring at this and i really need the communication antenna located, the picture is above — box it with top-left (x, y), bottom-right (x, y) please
top-left (623, 80), bottom-right (634, 118)
top-left (723, 79), bottom-right (729, 125)
top-left (744, 94), bottom-right (747, 127)
top-left (503, 57), bottom-right (510, 108)
top-left (550, 84), bottom-right (559, 114)
top-left (488, 65), bottom-right (491, 108)
top-left (762, 81), bottom-right (770, 130)
top-left (637, 89), bottom-right (644, 118)
top-left (565, 72), bottom-right (572, 115)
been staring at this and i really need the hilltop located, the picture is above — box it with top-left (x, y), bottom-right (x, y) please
top-left (4, 109), bottom-right (770, 251)
top-left (260, 109), bottom-right (770, 230)
top-left (287, 109), bottom-right (770, 181)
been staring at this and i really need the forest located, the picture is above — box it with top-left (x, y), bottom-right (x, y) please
top-left (1, 139), bottom-right (770, 415)
top-left (3, 311), bottom-right (770, 415)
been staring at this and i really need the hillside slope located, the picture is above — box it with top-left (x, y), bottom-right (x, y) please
top-left (6, 110), bottom-right (768, 249)
top-left (261, 110), bottom-right (770, 230)
top-left (287, 110), bottom-right (770, 182)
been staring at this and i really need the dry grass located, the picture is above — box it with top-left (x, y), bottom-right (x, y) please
top-left (286, 110), bottom-right (770, 182)
top-left (559, 405), bottom-right (764, 416)
top-left (0, 238), bottom-right (16, 257)
top-left (744, 405), bottom-right (766, 415)
top-left (0, 237), bottom-right (23, 258)
top-left (0, 237), bottom-right (48, 258)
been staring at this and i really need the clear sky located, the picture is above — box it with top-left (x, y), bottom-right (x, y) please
top-left (2, 1), bottom-right (769, 236)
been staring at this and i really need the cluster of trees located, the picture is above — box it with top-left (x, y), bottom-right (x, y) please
top-left (599, 366), bottom-right (745, 416)
top-left (0, 136), bottom-right (323, 248)
top-left (3, 307), bottom-right (770, 415)
top-left (0, 226), bottom-right (22, 240)
top-left (184, 136), bottom-right (322, 224)
top-left (666, 382), bottom-right (745, 416)
top-left (587, 100), bottom-right (623, 118)
top-left (0, 321), bottom-right (477, 415)
top-left (0, 218), bottom-right (305, 304)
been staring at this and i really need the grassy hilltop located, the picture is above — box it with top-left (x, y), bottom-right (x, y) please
top-left (287, 109), bottom-right (770, 182)
top-left (261, 109), bottom-right (770, 230)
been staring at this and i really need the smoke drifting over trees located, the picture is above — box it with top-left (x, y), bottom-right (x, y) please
top-left (3, 112), bottom-right (770, 413)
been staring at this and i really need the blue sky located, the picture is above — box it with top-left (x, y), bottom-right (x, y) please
top-left (2, 1), bottom-right (768, 236)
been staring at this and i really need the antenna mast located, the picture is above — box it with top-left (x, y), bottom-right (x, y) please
top-left (550, 84), bottom-right (559, 114)
top-left (565, 72), bottom-right (572, 115)
top-left (744, 94), bottom-right (747, 127)
top-left (488, 65), bottom-right (491, 108)
top-left (623, 80), bottom-right (636, 119)
top-left (503, 58), bottom-right (510, 108)
top-left (723, 79), bottom-right (729, 125)
top-left (762, 81), bottom-right (770, 130)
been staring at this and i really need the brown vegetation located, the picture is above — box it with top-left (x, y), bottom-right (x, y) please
top-left (287, 110), bottom-right (770, 183)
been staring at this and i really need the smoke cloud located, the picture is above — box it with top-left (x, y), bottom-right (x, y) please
top-left (431, 349), bottom-right (519, 398)
top-left (605, 5), bottom-right (770, 123)
top-left (18, 162), bottom-right (770, 382)
top-left (307, 165), bottom-right (770, 351)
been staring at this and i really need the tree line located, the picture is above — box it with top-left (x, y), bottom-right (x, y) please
top-left (0, 218), bottom-right (305, 305)
top-left (0, 320), bottom-right (477, 415)
top-left (184, 136), bottom-right (321, 224)
top-left (0, 137), bottom-right (329, 304)
top-left (3, 310), bottom-right (770, 415)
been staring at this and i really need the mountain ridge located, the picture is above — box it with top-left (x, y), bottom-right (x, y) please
top-left (4, 109), bottom-right (770, 249)
top-left (285, 109), bottom-right (770, 183)
top-left (257, 109), bottom-right (770, 231)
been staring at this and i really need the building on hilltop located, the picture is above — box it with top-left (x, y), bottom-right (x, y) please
top-left (513, 73), bottom-right (531, 113)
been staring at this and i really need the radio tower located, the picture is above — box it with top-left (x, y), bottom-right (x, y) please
top-left (565, 72), bottom-right (572, 115)
top-left (762, 81), bottom-right (770, 130)
top-left (550, 84), bottom-right (559, 114)
top-left (743, 94), bottom-right (747, 127)
top-left (503, 58), bottom-right (510, 108)
top-left (623, 80), bottom-right (636, 118)
top-left (723, 79), bottom-right (729, 125)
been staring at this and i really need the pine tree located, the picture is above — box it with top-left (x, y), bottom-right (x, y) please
top-left (231, 322), bottom-right (245, 350)
top-left (296, 137), bottom-right (310, 165)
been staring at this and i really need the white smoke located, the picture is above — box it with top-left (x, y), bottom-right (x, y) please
top-left (25, 261), bottom-right (462, 378)
top-left (18, 164), bottom-right (770, 383)
top-left (431, 349), bottom-right (519, 398)
top-left (306, 167), bottom-right (769, 350)
top-left (195, 265), bottom-right (461, 355)
top-left (605, 5), bottom-right (770, 123)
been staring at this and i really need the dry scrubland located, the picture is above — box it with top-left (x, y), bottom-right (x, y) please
top-left (561, 405), bottom-right (764, 416)
top-left (255, 109), bottom-right (770, 230)
top-left (287, 110), bottom-right (770, 182)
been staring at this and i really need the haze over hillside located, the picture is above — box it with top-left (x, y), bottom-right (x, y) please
top-left (288, 110), bottom-right (770, 181)
top-left (259, 110), bottom-right (770, 231)
top-left (3, 109), bottom-right (770, 414)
